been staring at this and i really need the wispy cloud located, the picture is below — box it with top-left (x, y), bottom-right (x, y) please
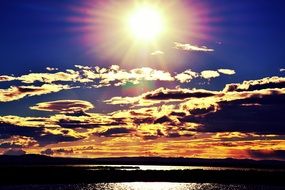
top-left (174, 42), bottom-right (214, 52)
top-left (218, 69), bottom-right (236, 75)
top-left (151, 50), bottom-right (164, 55)
top-left (46, 67), bottom-right (58, 71)
top-left (0, 84), bottom-right (71, 102)
top-left (0, 75), bottom-right (16, 82)
top-left (30, 100), bottom-right (94, 114)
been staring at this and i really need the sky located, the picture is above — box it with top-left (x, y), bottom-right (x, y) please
top-left (0, 0), bottom-right (285, 160)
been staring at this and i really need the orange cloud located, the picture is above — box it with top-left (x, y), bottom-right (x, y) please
top-left (1, 76), bottom-right (285, 159)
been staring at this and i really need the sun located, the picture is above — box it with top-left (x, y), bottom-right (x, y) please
top-left (127, 6), bottom-right (164, 42)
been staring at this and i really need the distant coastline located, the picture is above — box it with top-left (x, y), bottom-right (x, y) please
top-left (1, 155), bottom-right (285, 185)
top-left (1, 154), bottom-right (285, 169)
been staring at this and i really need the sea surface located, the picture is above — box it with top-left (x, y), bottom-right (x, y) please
top-left (2, 166), bottom-right (284, 190)
top-left (1, 182), bottom-right (285, 190)
top-left (63, 164), bottom-right (284, 172)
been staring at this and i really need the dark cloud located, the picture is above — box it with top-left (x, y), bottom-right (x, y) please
top-left (41, 148), bottom-right (54, 155)
top-left (57, 119), bottom-right (101, 129)
top-left (144, 88), bottom-right (215, 100)
top-left (248, 150), bottom-right (285, 160)
top-left (0, 122), bottom-right (82, 146)
top-left (0, 123), bottom-right (42, 139)
top-left (55, 148), bottom-right (74, 154)
top-left (170, 111), bottom-right (186, 117)
top-left (190, 94), bottom-right (285, 134)
top-left (0, 142), bottom-right (23, 149)
top-left (133, 117), bottom-right (154, 125)
top-left (57, 116), bottom-right (125, 129)
top-left (224, 76), bottom-right (285, 92)
top-left (189, 105), bottom-right (216, 115)
top-left (154, 116), bottom-right (172, 124)
top-left (41, 148), bottom-right (73, 155)
top-left (3, 149), bottom-right (26, 156)
top-left (96, 127), bottom-right (134, 137)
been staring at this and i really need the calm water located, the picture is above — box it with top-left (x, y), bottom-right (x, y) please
top-left (64, 165), bottom-right (283, 172)
top-left (1, 183), bottom-right (284, 190)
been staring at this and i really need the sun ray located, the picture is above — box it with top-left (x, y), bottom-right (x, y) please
top-left (127, 6), bottom-right (165, 42)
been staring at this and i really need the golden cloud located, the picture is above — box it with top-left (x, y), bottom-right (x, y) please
top-left (0, 84), bottom-right (71, 102)
top-left (30, 100), bottom-right (94, 114)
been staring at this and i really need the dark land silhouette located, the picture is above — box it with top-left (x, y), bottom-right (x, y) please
top-left (1, 155), bottom-right (285, 185)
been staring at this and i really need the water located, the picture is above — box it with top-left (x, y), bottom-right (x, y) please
top-left (63, 165), bottom-right (283, 172)
top-left (1, 183), bottom-right (284, 190)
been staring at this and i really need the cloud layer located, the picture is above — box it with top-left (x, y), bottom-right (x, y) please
top-left (1, 75), bottom-right (285, 159)
top-left (0, 65), bottom-right (235, 102)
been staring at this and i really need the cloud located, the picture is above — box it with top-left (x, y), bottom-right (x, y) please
top-left (0, 116), bottom-right (84, 146)
top-left (0, 65), bottom-right (236, 100)
top-left (154, 115), bottom-right (172, 124)
top-left (223, 76), bottom-right (285, 92)
top-left (46, 67), bottom-right (58, 71)
top-left (3, 149), bottom-right (26, 156)
top-left (151, 50), bottom-right (164, 55)
top-left (106, 76), bottom-right (285, 137)
top-left (174, 42), bottom-right (214, 52)
top-left (200, 70), bottom-right (220, 79)
top-left (175, 70), bottom-right (199, 83)
top-left (0, 75), bottom-right (15, 82)
top-left (96, 127), bottom-right (134, 137)
top-left (98, 67), bottom-right (174, 87)
top-left (0, 65), bottom-right (237, 103)
top-left (16, 71), bottom-right (82, 84)
top-left (193, 92), bottom-right (285, 134)
top-left (104, 87), bottom-right (216, 106)
top-left (218, 69), bottom-right (236, 75)
top-left (280, 68), bottom-right (285, 72)
top-left (0, 136), bottom-right (38, 148)
top-left (0, 65), bottom-right (175, 87)
top-left (30, 100), bottom-right (94, 114)
top-left (1, 72), bottom-right (284, 158)
top-left (41, 148), bottom-right (54, 155)
top-left (0, 84), bottom-right (71, 102)
top-left (248, 150), bottom-right (285, 160)
top-left (144, 88), bottom-right (215, 100)
top-left (41, 148), bottom-right (73, 155)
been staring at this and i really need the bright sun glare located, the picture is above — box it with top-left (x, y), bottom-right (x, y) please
top-left (128, 6), bottom-right (164, 42)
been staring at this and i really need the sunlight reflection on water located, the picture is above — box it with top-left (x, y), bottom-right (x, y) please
top-left (66, 165), bottom-right (282, 172)
top-left (2, 183), bottom-right (285, 190)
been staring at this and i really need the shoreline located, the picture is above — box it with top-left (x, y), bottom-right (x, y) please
top-left (1, 166), bottom-right (285, 185)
